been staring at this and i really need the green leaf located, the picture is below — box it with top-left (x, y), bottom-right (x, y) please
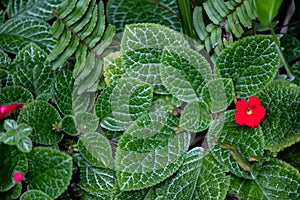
top-left (2, 129), bottom-right (19, 145)
top-left (61, 115), bottom-right (78, 136)
top-left (216, 35), bottom-right (280, 97)
top-left (281, 34), bottom-right (300, 63)
top-left (160, 45), bottom-right (212, 102)
top-left (0, 17), bottom-right (56, 54)
top-left (207, 110), bottom-right (265, 179)
top-left (0, 69), bottom-right (12, 88)
top-left (278, 143), bottom-right (300, 171)
top-left (27, 147), bottom-right (73, 198)
top-left (0, 50), bottom-right (11, 69)
top-left (53, 70), bottom-right (74, 116)
top-left (103, 51), bottom-right (125, 85)
top-left (0, 86), bottom-right (33, 106)
top-left (17, 136), bottom-right (32, 153)
top-left (75, 112), bottom-right (99, 134)
top-left (179, 100), bottom-right (212, 132)
top-left (229, 159), bottom-right (300, 199)
top-left (7, 0), bottom-right (64, 20)
top-left (255, 0), bottom-right (283, 27)
top-left (12, 43), bottom-right (55, 97)
top-left (116, 111), bottom-right (190, 191)
top-left (258, 80), bottom-right (300, 154)
top-left (97, 77), bottom-right (153, 131)
top-left (0, 144), bottom-right (27, 192)
top-left (78, 132), bottom-right (114, 168)
top-left (121, 23), bottom-right (190, 93)
top-left (148, 148), bottom-right (230, 200)
top-left (290, 61), bottom-right (300, 80)
top-left (107, 0), bottom-right (181, 33)
top-left (18, 100), bottom-right (63, 145)
top-left (75, 154), bottom-right (116, 196)
top-left (201, 78), bottom-right (234, 113)
top-left (20, 190), bottom-right (53, 200)
top-left (11, 182), bottom-right (22, 199)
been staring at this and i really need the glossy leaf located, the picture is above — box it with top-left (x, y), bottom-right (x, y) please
top-left (216, 35), bottom-right (280, 97)
top-left (27, 147), bottom-right (73, 198)
top-left (116, 111), bottom-right (190, 191)
top-left (258, 80), bottom-right (300, 154)
top-left (179, 100), bottom-right (212, 132)
top-left (17, 101), bottom-right (63, 145)
top-left (229, 159), bottom-right (300, 199)
top-left (201, 78), bottom-right (234, 113)
top-left (20, 190), bottom-right (53, 200)
top-left (78, 132), bottom-right (114, 168)
top-left (7, 0), bottom-right (64, 20)
top-left (255, 0), bottom-right (283, 26)
top-left (207, 110), bottom-right (265, 179)
top-left (11, 43), bottom-right (55, 97)
top-left (160, 45), bottom-right (212, 102)
top-left (0, 17), bottom-right (56, 54)
top-left (107, 0), bottom-right (181, 32)
top-left (0, 144), bottom-right (28, 192)
top-left (17, 136), bottom-right (33, 153)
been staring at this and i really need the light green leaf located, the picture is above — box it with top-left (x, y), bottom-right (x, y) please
top-left (12, 43), bottom-right (55, 97)
top-left (216, 35), bottom-right (280, 97)
top-left (229, 159), bottom-right (300, 200)
top-left (75, 154), bottom-right (116, 196)
top-left (179, 100), bottom-right (212, 132)
top-left (20, 190), bottom-right (53, 200)
top-left (160, 46), bottom-right (212, 102)
top-left (27, 147), bottom-right (72, 199)
top-left (0, 144), bottom-right (28, 192)
top-left (61, 115), bottom-right (78, 136)
top-left (116, 111), bottom-right (190, 191)
top-left (2, 128), bottom-right (19, 145)
top-left (17, 100), bottom-right (63, 145)
top-left (107, 0), bottom-right (181, 33)
top-left (201, 78), bottom-right (234, 113)
top-left (121, 23), bottom-right (190, 93)
top-left (258, 80), bottom-right (300, 154)
top-left (103, 51), bottom-right (125, 85)
top-left (207, 110), bottom-right (265, 179)
top-left (53, 70), bottom-right (74, 116)
top-left (0, 17), bottom-right (56, 54)
top-left (7, 0), bottom-right (64, 20)
top-left (97, 77), bottom-right (153, 131)
top-left (255, 0), bottom-right (283, 27)
top-left (0, 86), bottom-right (33, 105)
top-left (17, 136), bottom-right (32, 153)
top-left (78, 132), bottom-right (114, 168)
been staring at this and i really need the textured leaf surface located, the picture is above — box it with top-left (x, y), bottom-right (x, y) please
top-left (0, 50), bottom-right (11, 69)
top-left (12, 43), bottom-right (55, 97)
top-left (290, 61), bottom-right (300, 80)
top-left (179, 101), bottom-right (212, 132)
top-left (281, 34), bottom-right (300, 62)
top-left (53, 70), bottom-right (74, 116)
top-left (97, 78), bottom-right (153, 131)
top-left (258, 80), bottom-right (300, 154)
top-left (78, 132), bottom-right (114, 168)
top-left (201, 78), bottom-right (234, 113)
top-left (76, 155), bottom-right (116, 196)
top-left (229, 159), bottom-right (300, 200)
top-left (116, 111), bottom-right (190, 191)
top-left (18, 101), bottom-right (63, 145)
top-left (7, 0), bottom-right (64, 20)
top-left (20, 190), bottom-right (53, 200)
top-left (75, 112), bottom-right (99, 134)
top-left (107, 0), bottom-right (181, 32)
top-left (0, 17), bottom-right (56, 54)
top-left (103, 51), bottom-right (124, 85)
top-left (61, 115), bottom-right (78, 136)
top-left (216, 35), bottom-right (279, 97)
top-left (207, 110), bottom-right (265, 179)
top-left (27, 147), bottom-right (72, 198)
top-left (0, 86), bottom-right (33, 105)
top-left (121, 23), bottom-right (190, 93)
top-left (160, 46), bottom-right (212, 102)
top-left (0, 144), bottom-right (27, 192)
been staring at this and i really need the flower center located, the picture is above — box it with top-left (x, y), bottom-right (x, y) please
top-left (246, 108), bottom-right (253, 115)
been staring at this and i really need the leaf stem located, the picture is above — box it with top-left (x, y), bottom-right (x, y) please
top-left (270, 28), bottom-right (295, 80)
top-left (176, 0), bottom-right (196, 39)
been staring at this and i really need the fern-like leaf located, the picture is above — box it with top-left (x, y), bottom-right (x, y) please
top-left (193, 0), bottom-right (257, 57)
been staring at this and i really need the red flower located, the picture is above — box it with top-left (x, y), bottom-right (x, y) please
top-left (13, 171), bottom-right (23, 182)
top-left (234, 96), bottom-right (266, 128)
top-left (0, 103), bottom-right (24, 119)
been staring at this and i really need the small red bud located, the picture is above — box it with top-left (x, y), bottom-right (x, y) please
top-left (13, 171), bottom-right (23, 182)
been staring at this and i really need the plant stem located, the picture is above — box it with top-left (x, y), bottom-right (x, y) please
top-left (270, 28), bottom-right (295, 80)
top-left (176, 0), bottom-right (196, 39)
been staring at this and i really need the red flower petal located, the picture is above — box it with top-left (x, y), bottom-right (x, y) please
top-left (13, 171), bottom-right (23, 182)
top-left (248, 96), bottom-right (260, 107)
top-left (234, 110), bottom-right (248, 125)
top-left (235, 99), bottom-right (249, 111)
top-left (253, 104), bottom-right (266, 120)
